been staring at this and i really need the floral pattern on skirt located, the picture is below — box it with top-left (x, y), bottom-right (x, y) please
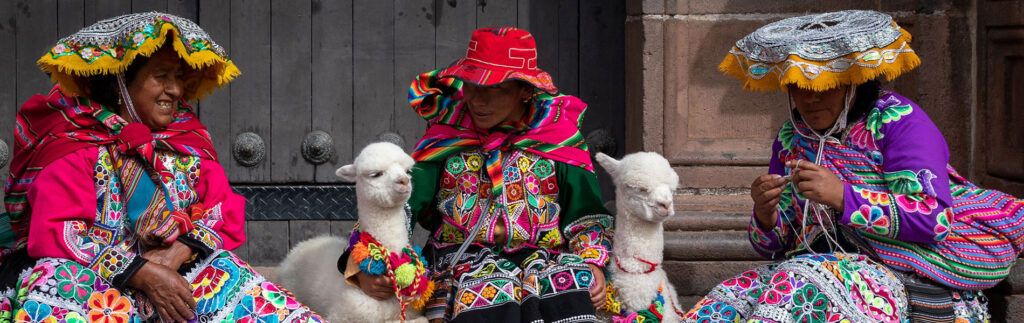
top-left (3, 250), bottom-right (322, 323)
top-left (683, 253), bottom-right (989, 323)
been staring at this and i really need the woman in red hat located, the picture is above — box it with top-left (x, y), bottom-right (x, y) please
top-left (339, 27), bottom-right (613, 322)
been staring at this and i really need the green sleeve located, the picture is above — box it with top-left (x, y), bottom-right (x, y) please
top-left (409, 161), bottom-right (442, 232)
top-left (556, 162), bottom-right (614, 267)
top-left (557, 162), bottom-right (611, 226)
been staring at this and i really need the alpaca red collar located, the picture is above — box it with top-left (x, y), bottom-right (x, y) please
top-left (614, 255), bottom-right (659, 274)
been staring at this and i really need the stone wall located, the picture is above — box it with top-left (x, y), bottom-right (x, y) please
top-left (625, 1), bottom-right (1022, 321)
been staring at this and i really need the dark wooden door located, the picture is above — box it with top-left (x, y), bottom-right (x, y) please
top-left (975, 0), bottom-right (1024, 197)
top-left (0, 0), bottom-right (626, 265)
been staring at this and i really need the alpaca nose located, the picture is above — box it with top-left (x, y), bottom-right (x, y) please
top-left (657, 201), bottom-right (671, 212)
top-left (396, 176), bottom-right (409, 186)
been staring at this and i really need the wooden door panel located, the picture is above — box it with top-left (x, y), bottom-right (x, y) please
top-left (269, 0), bottom-right (313, 182)
top-left (228, 0), bottom-right (273, 183)
top-left (311, 0), bottom-right (355, 182)
top-left (393, 0), bottom-right (434, 154)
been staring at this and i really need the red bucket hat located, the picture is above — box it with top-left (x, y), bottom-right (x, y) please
top-left (438, 27), bottom-right (558, 94)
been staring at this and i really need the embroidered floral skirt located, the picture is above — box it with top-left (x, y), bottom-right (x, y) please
top-left (682, 253), bottom-right (989, 323)
top-left (424, 246), bottom-right (599, 323)
top-left (0, 250), bottom-right (322, 322)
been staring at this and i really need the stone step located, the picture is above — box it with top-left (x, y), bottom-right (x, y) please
top-left (664, 211), bottom-right (749, 231)
top-left (663, 230), bottom-right (761, 261)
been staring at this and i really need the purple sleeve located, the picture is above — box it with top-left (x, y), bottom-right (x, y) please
top-left (749, 137), bottom-right (794, 259)
top-left (839, 96), bottom-right (954, 244)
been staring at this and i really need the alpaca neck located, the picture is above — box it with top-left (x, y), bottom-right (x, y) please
top-left (613, 206), bottom-right (664, 265)
top-left (357, 202), bottom-right (409, 252)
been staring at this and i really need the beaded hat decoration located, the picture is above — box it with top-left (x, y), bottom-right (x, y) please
top-left (720, 10), bottom-right (920, 92)
top-left (37, 12), bottom-right (239, 100)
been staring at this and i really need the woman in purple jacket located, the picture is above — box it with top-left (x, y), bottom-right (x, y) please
top-left (684, 10), bottom-right (1023, 322)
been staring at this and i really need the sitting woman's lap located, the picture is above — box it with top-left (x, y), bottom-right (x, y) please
top-left (425, 246), bottom-right (598, 323)
top-left (2, 250), bottom-right (321, 322)
top-left (685, 253), bottom-right (989, 323)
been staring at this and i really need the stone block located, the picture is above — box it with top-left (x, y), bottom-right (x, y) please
top-left (676, 166), bottom-right (765, 189)
top-left (664, 230), bottom-right (762, 261)
top-left (663, 18), bottom-right (789, 165)
top-left (664, 260), bottom-right (770, 295)
top-left (666, 0), bottom-right (880, 15)
top-left (887, 13), bottom-right (973, 169)
top-left (676, 193), bottom-right (752, 213)
top-left (679, 296), bottom-right (701, 313)
top-left (664, 211), bottom-right (750, 231)
top-left (625, 17), bottom-right (667, 153)
top-left (627, 0), bottom-right (665, 15)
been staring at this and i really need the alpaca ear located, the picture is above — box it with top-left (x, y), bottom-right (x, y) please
top-left (594, 153), bottom-right (620, 175)
top-left (336, 164), bottom-right (357, 182)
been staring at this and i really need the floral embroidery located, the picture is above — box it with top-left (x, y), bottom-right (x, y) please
top-left (858, 187), bottom-right (891, 206)
top-left (233, 295), bottom-right (278, 323)
top-left (934, 209), bottom-right (952, 241)
top-left (847, 122), bottom-right (878, 151)
top-left (466, 155), bottom-right (482, 171)
top-left (850, 205), bottom-right (890, 235)
top-left (87, 289), bottom-right (132, 323)
top-left (792, 285), bottom-right (829, 322)
top-left (15, 300), bottom-right (56, 323)
top-left (895, 194), bottom-right (939, 215)
top-left (54, 262), bottom-right (96, 303)
top-left (865, 99), bottom-right (913, 140)
top-left (762, 272), bottom-right (793, 305)
top-left (261, 282), bottom-right (300, 310)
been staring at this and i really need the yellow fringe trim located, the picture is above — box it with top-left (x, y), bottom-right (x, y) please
top-left (410, 280), bottom-right (435, 311)
top-left (36, 22), bottom-right (240, 101)
top-left (719, 26), bottom-right (920, 92)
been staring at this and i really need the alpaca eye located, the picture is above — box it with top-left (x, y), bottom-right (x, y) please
top-left (369, 172), bottom-right (383, 178)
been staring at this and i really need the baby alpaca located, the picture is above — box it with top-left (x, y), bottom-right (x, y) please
top-left (595, 152), bottom-right (685, 322)
top-left (278, 142), bottom-right (428, 323)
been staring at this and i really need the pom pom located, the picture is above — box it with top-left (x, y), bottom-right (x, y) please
top-left (394, 263), bottom-right (416, 288)
top-left (350, 243), bottom-right (369, 263)
top-left (411, 280), bottom-right (436, 311)
top-left (359, 258), bottom-right (387, 276)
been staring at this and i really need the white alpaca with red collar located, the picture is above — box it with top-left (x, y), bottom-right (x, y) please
top-left (278, 142), bottom-right (427, 323)
top-left (596, 152), bottom-right (684, 323)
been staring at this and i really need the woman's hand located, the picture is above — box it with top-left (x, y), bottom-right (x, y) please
top-left (788, 160), bottom-right (845, 211)
top-left (354, 270), bottom-right (394, 301)
top-left (587, 263), bottom-right (607, 309)
top-left (143, 241), bottom-right (193, 272)
top-left (128, 262), bottom-right (196, 323)
top-left (751, 174), bottom-right (789, 229)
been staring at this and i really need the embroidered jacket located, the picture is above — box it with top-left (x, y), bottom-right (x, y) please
top-left (26, 147), bottom-right (246, 287)
top-left (750, 91), bottom-right (1024, 290)
top-left (407, 70), bottom-right (614, 267)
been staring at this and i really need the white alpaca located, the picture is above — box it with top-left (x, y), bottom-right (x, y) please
top-left (278, 142), bottom-right (427, 323)
top-left (595, 152), bottom-right (685, 322)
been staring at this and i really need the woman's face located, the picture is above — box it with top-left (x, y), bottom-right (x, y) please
top-left (124, 46), bottom-right (193, 129)
top-left (461, 81), bottom-right (533, 130)
top-left (788, 85), bottom-right (850, 131)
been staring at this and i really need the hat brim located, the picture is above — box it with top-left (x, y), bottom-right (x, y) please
top-left (438, 59), bottom-right (558, 94)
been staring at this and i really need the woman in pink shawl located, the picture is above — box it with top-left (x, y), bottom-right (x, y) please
top-left (0, 12), bottom-right (320, 322)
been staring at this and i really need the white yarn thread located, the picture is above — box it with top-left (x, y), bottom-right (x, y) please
top-left (786, 85), bottom-right (856, 255)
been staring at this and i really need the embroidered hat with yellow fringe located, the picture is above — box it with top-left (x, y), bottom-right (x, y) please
top-left (37, 12), bottom-right (239, 101)
top-left (720, 10), bottom-right (919, 92)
